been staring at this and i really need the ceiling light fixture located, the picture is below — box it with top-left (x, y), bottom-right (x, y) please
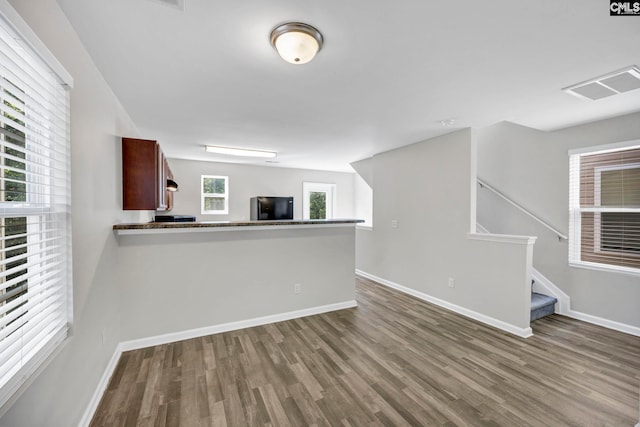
top-left (270, 22), bottom-right (323, 65)
top-left (204, 145), bottom-right (277, 158)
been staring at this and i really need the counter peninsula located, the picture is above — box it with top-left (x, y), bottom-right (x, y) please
top-left (112, 219), bottom-right (362, 348)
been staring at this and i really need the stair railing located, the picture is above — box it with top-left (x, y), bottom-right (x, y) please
top-left (477, 178), bottom-right (568, 241)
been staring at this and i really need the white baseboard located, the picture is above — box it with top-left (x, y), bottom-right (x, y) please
top-left (356, 270), bottom-right (533, 338)
top-left (531, 270), bottom-right (639, 337)
top-left (531, 268), bottom-right (570, 315)
top-left (565, 309), bottom-right (640, 337)
top-left (78, 343), bottom-right (124, 427)
top-left (119, 300), bottom-right (357, 352)
top-left (531, 273), bottom-right (640, 337)
top-left (78, 299), bottom-right (357, 426)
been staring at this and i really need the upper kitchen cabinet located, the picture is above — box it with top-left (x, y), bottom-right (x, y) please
top-left (122, 137), bottom-right (174, 211)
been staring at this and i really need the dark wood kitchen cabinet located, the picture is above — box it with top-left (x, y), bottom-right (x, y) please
top-left (122, 137), bottom-right (173, 211)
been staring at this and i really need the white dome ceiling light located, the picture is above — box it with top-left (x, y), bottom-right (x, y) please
top-left (270, 22), bottom-right (323, 65)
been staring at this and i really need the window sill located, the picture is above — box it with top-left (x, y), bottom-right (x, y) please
top-left (569, 261), bottom-right (640, 277)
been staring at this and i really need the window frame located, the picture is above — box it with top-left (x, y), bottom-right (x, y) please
top-left (201, 175), bottom-right (229, 215)
top-left (592, 162), bottom-right (640, 256)
top-left (568, 141), bottom-right (640, 276)
top-left (302, 182), bottom-right (336, 220)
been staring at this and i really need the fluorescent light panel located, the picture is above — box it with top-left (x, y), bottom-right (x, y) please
top-left (205, 145), bottom-right (277, 158)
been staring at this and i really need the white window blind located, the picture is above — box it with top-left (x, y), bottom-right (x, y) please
top-left (569, 142), bottom-right (640, 274)
top-left (0, 7), bottom-right (71, 409)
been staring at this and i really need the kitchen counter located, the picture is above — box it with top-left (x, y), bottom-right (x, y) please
top-left (112, 217), bottom-right (359, 345)
top-left (113, 219), bottom-right (363, 235)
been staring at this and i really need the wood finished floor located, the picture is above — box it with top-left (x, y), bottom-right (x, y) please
top-left (91, 277), bottom-right (640, 426)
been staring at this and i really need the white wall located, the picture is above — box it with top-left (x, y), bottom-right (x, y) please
top-left (0, 0), bottom-right (145, 425)
top-left (353, 174), bottom-right (373, 227)
top-left (477, 115), bottom-right (640, 329)
top-left (356, 129), bottom-right (535, 333)
top-left (351, 157), bottom-right (373, 227)
top-left (168, 159), bottom-right (356, 221)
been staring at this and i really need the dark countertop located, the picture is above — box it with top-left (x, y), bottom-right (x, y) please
top-left (113, 219), bottom-right (364, 233)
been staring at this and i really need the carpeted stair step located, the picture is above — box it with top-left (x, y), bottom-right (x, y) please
top-left (531, 292), bottom-right (557, 321)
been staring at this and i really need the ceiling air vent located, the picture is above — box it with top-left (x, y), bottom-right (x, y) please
top-left (563, 66), bottom-right (640, 101)
top-left (144, 0), bottom-right (185, 11)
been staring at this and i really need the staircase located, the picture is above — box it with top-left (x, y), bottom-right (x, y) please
top-left (531, 280), bottom-right (557, 321)
top-left (474, 186), bottom-right (567, 323)
top-left (474, 218), bottom-right (563, 323)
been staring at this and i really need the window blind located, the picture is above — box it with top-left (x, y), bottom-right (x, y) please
top-left (0, 9), bottom-right (71, 409)
top-left (569, 143), bottom-right (640, 273)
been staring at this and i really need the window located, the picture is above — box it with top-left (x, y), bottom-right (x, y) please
top-left (303, 182), bottom-right (335, 220)
top-left (569, 142), bottom-right (640, 274)
top-left (201, 175), bottom-right (228, 214)
top-left (0, 7), bottom-right (72, 408)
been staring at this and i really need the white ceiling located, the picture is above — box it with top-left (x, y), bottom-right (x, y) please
top-left (57, 0), bottom-right (640, 172)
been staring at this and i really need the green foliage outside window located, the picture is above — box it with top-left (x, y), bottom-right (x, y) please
top-left (1, 80), bottom-right (29, 318)
top-left (203, 177), bottom-right (225, 194)
top-left (309, 191), bottom-right (326, 219)
top-left (3, 85), bottom-right (26, 203)
top-left (204, 197), bottom-right (225, 211)
top-left (202, 175), bottom-right (228, 213)
top-left (2, 216), bottom-right (28, 315)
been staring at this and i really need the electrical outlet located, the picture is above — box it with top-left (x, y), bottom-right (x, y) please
top-left (448, 277), bottom-right (455, 288)
top-left (391, 219), bottom-right (399, 228)
top-left (294, 283), bottom-right (301, 294)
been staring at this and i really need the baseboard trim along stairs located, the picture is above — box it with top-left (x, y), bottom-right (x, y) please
top-left (527, 264), bottom-right (639, 336)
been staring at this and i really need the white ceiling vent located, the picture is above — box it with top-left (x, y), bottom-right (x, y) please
top-left (144, 0), bottom-right (185, 11)
top-left (563, 66), bottom-right (640, 101)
